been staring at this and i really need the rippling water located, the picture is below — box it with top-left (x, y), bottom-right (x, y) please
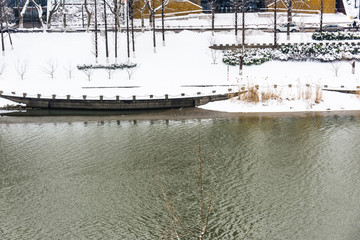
top-left (1, 116), bottom-right (360, 239)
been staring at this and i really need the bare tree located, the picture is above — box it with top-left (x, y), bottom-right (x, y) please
top-left (207, 0), bottom-right (218, 36)
top-left (279, 0), bottom-right (309, 40)
top-left (84, 0), bottom-right (93, 31)
top-left (208, 36), bottom-right (220, 64)
top-left (94, 0), bottom-right (98, 62)
top-left (31, 0), bottom-right (45, 30)
top-left (330, 61), bottom-right (342, 77)
top-left (103, 0), bottom-right (109, 62)
top-left (232, 0), bottom-right (239, 36)
top-left (0, 63), bottom-right (5, 77)
top-left (105, 0), bottom-right (122, 61)
top-left (134, 0), bottom-right (147, 31)
top-left (319, 0), bottom-right (323, 33)
top-left (60, 0), bottom-right (67, 30)
top-left (42, 60), bottom-right (58, 79)
top-left (47, 0), bottom-right (61, 29)
top-left (19, 0), bottom-right (31, 28)
top-left (274, 0), bottom-right (277, 47)
top-left (15, 59), bottom-right (29, 80)
top-left (125, 65), bottom-right (137, 80)
top-left (82, 68), bottom-right (94, 81)
top-left (105, 67), bottom-right (116, 79)
top-left (18, 0), bottom-right (46, 30)
top-left (64, 62), bottom-right (75, 79)
top-left (151, 0), bottom-right (156, 53)
top-left (0, 0), bottom-right (5, 54)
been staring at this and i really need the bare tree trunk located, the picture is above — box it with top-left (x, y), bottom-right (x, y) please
top-left (241, 0), bottom-right (245, 46)
top-left (274, 0), bottom-right (277, 47)
top-left (161, 0), bottom-right (165, 45)
top-left (126, 0), bottom-right (130, 59)
top-left (286, 6), bottom-right (291, 40)
top-left (17, 0), bottom-right (20, 25)
top-left (152, 0), bottom-right (156, 53)
top-left (234, 0), bottom-right (238, 36)
top-left (130, 0), bottom-right (135, 55)
top-left (103, 0), bottom-right (109, 62)
top-left (47, 0), bottom-right (60, 29)
top-left (320, 0), bottom-right (323, 33)
top-left (211, 0), bottom-right (215, 35)
top-left (114, 0), bottom-right (118, 61)
top-left (62, 0), bottom-right (66, 30)
top-left (95, 0), bottom-right (98, 62)
top-left (240, 0), bottom-right (245, 75)
top-left (31, 0), bottom-right (45, 30)
top-left (84, 0), bottom-right (92, 32)
top-left (0, 4), bottom-right (4, 54)
top-left (4, 6), bottom-right (13, 49)
top-left (20, 0), bottom-right (31, 28)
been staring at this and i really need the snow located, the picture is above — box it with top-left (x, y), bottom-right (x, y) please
top-left (1, 12), bottom-right (360, 114)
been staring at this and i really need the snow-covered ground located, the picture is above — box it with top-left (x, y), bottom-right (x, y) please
top-left (1, 13), bottom-right (360, 114)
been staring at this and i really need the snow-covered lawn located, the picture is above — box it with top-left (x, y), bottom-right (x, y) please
top-left (1, 16), bottom-right (360, 113)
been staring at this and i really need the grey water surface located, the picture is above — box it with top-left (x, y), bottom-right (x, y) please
top-left (1, 115), bottom-right (360, 239)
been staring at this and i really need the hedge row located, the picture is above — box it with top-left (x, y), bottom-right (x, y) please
top-left (77, 63), bottom-right (137, 70)
top-left (222, 42), bottom-right (360, 66)
top-left (312, 31), bottom-right (360, 41)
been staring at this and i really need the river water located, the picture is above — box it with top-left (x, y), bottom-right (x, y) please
top-left (1, 114), bottom-right (360, 239)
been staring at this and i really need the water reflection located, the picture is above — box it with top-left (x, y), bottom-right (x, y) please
top-left (0, 116), bottom-right (360, 239)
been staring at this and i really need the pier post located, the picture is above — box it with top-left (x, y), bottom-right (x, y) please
top-left (83, 95), bottom-right (87, 100)
top-left (23, 93), bottom-right (27, 98)
top-left (133, 96), bottom-right (136, 101)
top-left (165, 94), bottom-right (168, 100)
top-left (150, 95), bottom-right (153, 99)
top-left (67, 95), bottom-right (71, 100)
top-left (37, 94), bottom-right (41, 99)
top-left (116, 96), bottom-right (119, 101)
top-left (52, 94), bottom-right (56, 99)
top-left (100, 95), bottom-right (103, 101)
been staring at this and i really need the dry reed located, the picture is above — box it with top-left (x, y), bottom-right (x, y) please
top-left (314, 85), bottom-right (323, 104)
top-left (239, 86), bottom-right (260, 103)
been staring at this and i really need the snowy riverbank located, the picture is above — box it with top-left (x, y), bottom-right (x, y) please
top-left (1, 14), bottom-right (360, 114)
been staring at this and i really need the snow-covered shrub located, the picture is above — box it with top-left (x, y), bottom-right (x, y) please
top-left (77, 63), bottom-right (137, 70)
top-left (222, 49), bottom-right (272, 66)
top-left (222, 42), bottom-right (360, 66)
top-left (312, 31), bottom-right (360, 41)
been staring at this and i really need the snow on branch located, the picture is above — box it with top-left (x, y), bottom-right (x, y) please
top-left (77, 63), bottom-right (137, 70)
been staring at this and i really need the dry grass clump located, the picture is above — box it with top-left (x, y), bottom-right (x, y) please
top-left (304, 85), bottom-right (312, 100)
top-left (238, 86), bottom-right (259, 103)
top-left (314, 84), bottom-right (323, 104)
top-left (261, 90), bottom-right (281, 102)
top-left (356, 87), bottom-right (360, 99)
